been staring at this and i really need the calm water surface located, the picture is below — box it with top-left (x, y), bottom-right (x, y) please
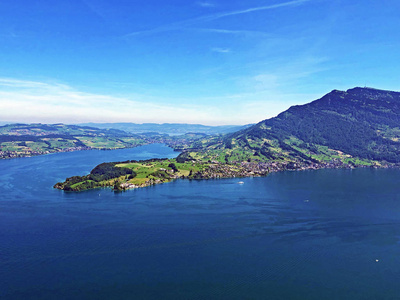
top-left (1, 144), bottom-right (400, 299)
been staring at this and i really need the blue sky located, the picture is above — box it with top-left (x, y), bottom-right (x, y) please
top-left (1, 0), bottom-right (399, 125)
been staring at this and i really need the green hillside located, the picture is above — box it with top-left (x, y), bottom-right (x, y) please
top-left (0, 123), bottom-right (147, 158)
top-left (187, 87), bottom-right (400, 166)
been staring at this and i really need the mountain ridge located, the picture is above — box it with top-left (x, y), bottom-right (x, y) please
top-left (187, 87), bottom-right (400, 165)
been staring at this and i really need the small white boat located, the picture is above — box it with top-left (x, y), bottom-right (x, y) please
top-left (237, 181), bottom-right (244, 184)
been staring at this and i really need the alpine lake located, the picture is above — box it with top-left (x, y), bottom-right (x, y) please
top-left (1, 144), bottom-right (400, 299)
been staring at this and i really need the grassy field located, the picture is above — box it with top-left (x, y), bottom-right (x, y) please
top-left (55, 158), bottom-right (212, 192)
top-left (116, 159), bottom-right (209, 185)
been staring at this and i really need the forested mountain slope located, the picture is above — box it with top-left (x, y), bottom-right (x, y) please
top-left (190, 88), bottom-right (400, 165)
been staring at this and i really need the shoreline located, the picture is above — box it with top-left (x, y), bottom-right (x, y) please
top-left (0, 143), bottom-right (154, 160)
top-left (55, 159), bottom-right (397, 193)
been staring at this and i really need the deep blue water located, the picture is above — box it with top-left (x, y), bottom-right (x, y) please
top-left (1, 144), bottom-right (400, 299)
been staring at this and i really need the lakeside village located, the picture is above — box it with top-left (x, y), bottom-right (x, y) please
top-left (0, 146), bottom-right (93, 159)
top-left (116, 158), bottom-right (386, 191)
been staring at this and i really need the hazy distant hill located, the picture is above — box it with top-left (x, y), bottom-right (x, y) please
top-left (0, 123), bottom-right (132, 137)
top-left (0, 123), bottom-right (146, 158)
top-left (191, 87), bottom-right (400, 165)
top-left (79, 122), bottom-right (253, 135)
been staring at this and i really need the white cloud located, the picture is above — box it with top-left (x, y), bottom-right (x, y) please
top-left (0, 78), bottom-right (214, 124)
top-left (196, 28), bottom-right (271, 38)
top-left (211, 47), bottom-right (231, 53)
top-left (234, 54), bottom-right (330, 94)
top-left (124, 0), bottom-right (314, 37)
top-left (197, 2), bottom-right (215, 8)
top-left (0, 75), bottom-right (329, 125)
top-left (252, 74), bottom-right (279, 90)
top-left (0, 78), bottom-right (275, 125)
top-left (203, 0), bottom-right (311, 20)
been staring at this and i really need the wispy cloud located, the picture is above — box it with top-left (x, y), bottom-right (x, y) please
top-left (0, 78), bottom-right (210, 124)
top-left (252, 74), bottom-right (280, 90)
top-left (0, 78), bottom-right (70, 90)
top-left (197, 2), bottom-right (215, 8)
top-left (211, 47), bottom-right (231, 53)
top-left (243, 55), bottom-right (329, 84)
top-left (203, 0), bottom-right (311, 20)
top-left (124, 0), bottom-right (313, 37)
top-left (0, 77), bottom-right (326, 125)
top-left (196, 28), bottom-right (271, 38)
top-left (0, 78), bottom-right (285, 125)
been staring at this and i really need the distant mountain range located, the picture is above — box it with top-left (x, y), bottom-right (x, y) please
top-left (191, 87), bottom-right (400, 165)
top-left (78, 122), bottom-right (253, 135)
